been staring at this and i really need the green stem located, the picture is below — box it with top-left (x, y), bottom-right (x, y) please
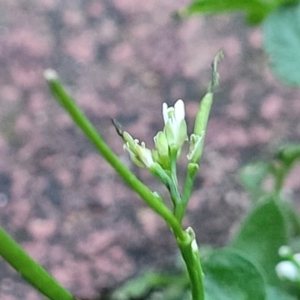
top-left (180, 163), bottom-right (199, 222)
top-left (0, 227), bottom-right (74, 300)
top-left (44, 70), bottom-right (185, 242)
top-left (177, 228), bottom-right (205, 300)
top-left (168, 148), bottom-right (183, 222)
top-left (45, 70), bottom-right (206, 300)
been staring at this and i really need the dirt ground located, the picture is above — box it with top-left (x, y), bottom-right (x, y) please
top-left (1, 1), bottom-right (300, 299)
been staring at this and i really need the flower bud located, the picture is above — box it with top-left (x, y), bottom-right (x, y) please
top-left (162, 99), bottom-right (187, 151)
top-left (153, 131), bottom-right (170, 168)
top-left (123, 131), bottom-right (154, 168)
top-left (187, 133), bottom-right (204, 163)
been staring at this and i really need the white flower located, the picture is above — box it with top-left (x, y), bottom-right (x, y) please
top-left (276, 261), bottom-right (299, 282)
top-left (162, 99), bottom-right (187, 150)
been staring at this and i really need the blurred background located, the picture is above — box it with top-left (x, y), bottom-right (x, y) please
top-left (1, 1), bottom-right (300, 299)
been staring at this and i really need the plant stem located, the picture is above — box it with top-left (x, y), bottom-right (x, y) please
top-left (180, 163), bottom-right (198, 222)
top-left (44, 70), bottom-right (185, 242)
top-left (45, 70), bottom-right (206, 300)
top-left (0, 227), bottom-right (75, 300)
top-left (169, 152), bottom-right (182, 221)
top-left (177, 228), bottom-right (205, 300)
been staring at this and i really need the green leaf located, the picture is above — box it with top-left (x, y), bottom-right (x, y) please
top-left (239, 161), bottom-right (270, 200)
top-left (276, 143), bottom-right (300, 167)
top-left (203, 248), bottom-right (266, 300)
top-left (181, 0), bottom-right (276, 24)
top-left (263, 2), bottom-right (300, 86)
top-left (110, 271), bottom-right (187, 300)
top-left (277, 199), bottom-right (300, 239)
top-left (230, 197), bottom-right (288, 285)
top-left (266, 285), bottom-right (298, 300)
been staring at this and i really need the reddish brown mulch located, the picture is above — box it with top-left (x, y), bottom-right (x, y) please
top-left (1, 1), bottom-right (300, 299)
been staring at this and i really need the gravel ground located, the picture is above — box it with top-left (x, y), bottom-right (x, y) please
top-left (1, 1), bottom-right (300, 299)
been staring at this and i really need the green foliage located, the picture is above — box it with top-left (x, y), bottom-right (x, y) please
top-left (239, 161), bottom-right (270, 201)
top-left (234, 143), bottom-right (300, 298)
top-left (240, 144), bottom-right (300, 198)
top-left (180, 0), bottom-right (298, 24)
top-left (111, 248), bottom-right (267, 300)
top-left (276, 144), bottom-right (300, 167)
top-left (263, 2), bottom-right (300, 86)
top-left (203, 248), bottom-right (265, 300)
top-left (110, 271), bottom-right (188, 300)
top-left (181, 0), bottom-right (300, 87)
top-left (230, 197), bottom-right (288, 285)
top-left (266, 286), bottom-right (298, 300)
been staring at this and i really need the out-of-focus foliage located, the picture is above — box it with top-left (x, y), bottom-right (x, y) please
top-left (263, 2), bottom-right (300, 86)
top-left (180, 0), bottom-right (300, 87)
top-left (180, 0), bottom-right (299, 24)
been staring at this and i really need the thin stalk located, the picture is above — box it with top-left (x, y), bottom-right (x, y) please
top-left (0, 227), bottom-right (74, 300)
top-left (177, 228), bottom-right (205, 300)
top-left (180, 163), bottom-right (199, 222)
top-left (44, 70), bottom-right (185, 242)
top-left (169, 153), bottom-right (182, 221)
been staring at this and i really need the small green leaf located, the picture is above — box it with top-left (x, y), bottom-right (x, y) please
top-left (276, 143), bottom-right (300, 167)
top-left (277, 199), bottom-right (300, 239)
top-left (230, 197), bottom-right (288, 285)
top-left (203, 248), bottom-right (266, 300)
top-left (263, 2), bottom-right (300, 86)
top-left (110, 271), bottom-right (187, 300)
top-left (239, 161), bottom-right (270, 200)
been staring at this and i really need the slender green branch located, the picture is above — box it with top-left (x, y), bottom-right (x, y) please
top-left (44, 70), bottom-right (186, 242)
top-left (193, 51), bottom-right (223, 164)
top-left (169, 151), bottom-right (183, 221)
top-left (180, 163), bottom-right (199, 222)
top-left (177, 228), bottom-right (205, 300)
top-left (0, 227), bottom-right (75, 300)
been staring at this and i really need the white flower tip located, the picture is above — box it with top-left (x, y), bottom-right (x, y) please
top-left (276, 261), bottom-right (299, 282)
top-left (162, 102), bottom-right (168, 123)
top-left (174, 99), bottom-right (185, 120)
top-left (44, 69), bottom-right (58, 81)
top-left (175, 99), bottom-right (184, 106)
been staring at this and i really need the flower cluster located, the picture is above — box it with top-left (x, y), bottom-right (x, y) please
top-left (121, 99), bottom-right (204, 172)
top-left (276, 246), bottom-right (300, 282)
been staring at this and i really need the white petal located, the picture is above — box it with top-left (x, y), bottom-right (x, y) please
top-left (276, 261), bottom-right (298, 281)
top-left (162, 103), bottom-right (168, 124)
top-left (174, 99), bottom-right (185, 121)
